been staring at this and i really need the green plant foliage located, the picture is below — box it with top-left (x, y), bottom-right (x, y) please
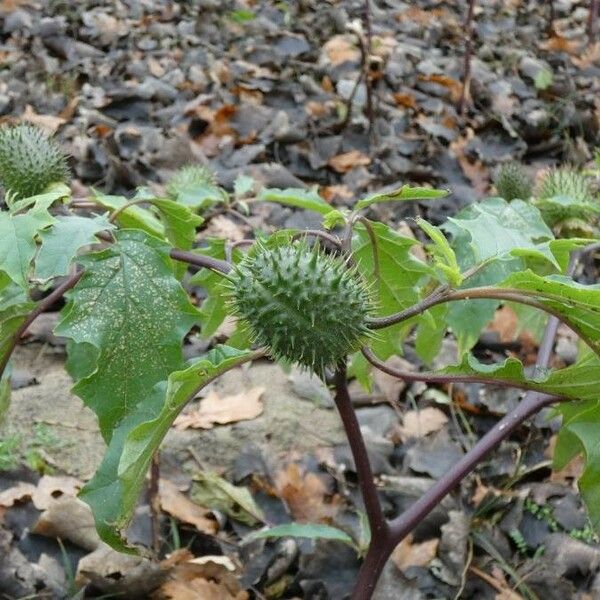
top-left (354, 184), bottom-right (448, 210)
top-left (352, 220), bottom-right (430, 359)
top-left (537, 168), bottom-right (591, 202)
top-left (443, 198), bottom-right (554, 353)
top-left (79, 345), bottom-right (256, 550)
top-left (258, 187), bottom-right (332, 215)
top-left (166, 165), bottom-right (226, 210)
top-left (229, 242), bottom-right (372, 375)
top-left (188, 239), bottom-right (242, 338)
top-left (245, 522), bottom-right (354, 545)
top-left (0, 124), bottom-right (70, 200)
top-left (0, 198), bottom-right (55, 287)
top-left (35, 215), bottom-right (113, 281)
top-left (192, 469), bottom-right (265, 526)
top-left (56, 230), bottom-right (200, 437)
top-left (533, 168), bottom-right (598, 235)
top-left (494, 162), bottom-right (533, 201)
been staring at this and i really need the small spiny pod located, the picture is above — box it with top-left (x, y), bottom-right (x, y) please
top-left (228, 242), bottom-right (373, 376)
top-left (536, 167), bottom-right (591, 202)
top-left (0, 124), bottom-right (70, 200)
top-left (166, 165), bottom-right (217, 199)
top-left (494, 162), bottom-right (533, 201)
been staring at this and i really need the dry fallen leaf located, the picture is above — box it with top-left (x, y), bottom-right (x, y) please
top-left (489, 305), bottom-right (519, 343)
top-left (391, 533), bottom-right (439, 570)
top-left (0, 482), bottom-right (36, 507)
top-left (321, 35), bottom-right (360, 66)
top-left (32, 475), bottom-right (82, 510)
top-left (21, 104), bottom-right (66, 134)
top-left (154, 551), bottom-right (247, 600)
top-left (398, 408), bottom-right (448, 441)
top-left (372, 355), bottom-right (412, 403)
top-left (417, 74), bottom-right (463, 103)
top-left (328, 150), bottom-right (371, 174)
top-left (572, 42), bottom-right (600, 68)
top-left (159, 479), bottom-right (217, 535)
top-left (174, 387), bottom-right (264, 430)
top-left (275, 462), bottom-right (340, 522)
top-left (540, 35), bottom-right (580, 55)
top-left (33, 496), bottom-right (101, 551)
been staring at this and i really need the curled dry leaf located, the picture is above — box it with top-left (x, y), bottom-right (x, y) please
top-left (173, 387), bottom-right (264, 430)
top-left (328, 150), bottom-right (371, 174)
top-left (154, 550), bottom-right (247, 600)
top-left (397, 408), bottom-right (448, 442)
top-left (159, 479), bottom-right (218, 535)
top-left (391, 533), bottom-right (439, 571)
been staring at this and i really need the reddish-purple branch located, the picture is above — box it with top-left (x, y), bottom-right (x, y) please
top-left (334, 363), bottom-right (388, 537)
top-left (0, 270), bottom-right (83, 379)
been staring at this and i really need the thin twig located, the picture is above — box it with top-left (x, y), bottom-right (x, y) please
top-left (108, 198), bottom-right (149, 224)
top-left (589, 0), bottom-right (598, 40)
top-left (458, 0), bottom-right (477, 114)
top-left (360, 347), bottom-right (567, 399)
top-left (291, 229), bottom-right (343, 248)
top-left (149, 451), bottom-right (161, 556)
top-left (169, 249), bottom-right (232, 275)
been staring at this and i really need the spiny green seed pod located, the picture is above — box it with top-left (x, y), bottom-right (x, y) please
top-left (494, 162), bottom-right (533, 201)
top-left (228, 242), bottom-right (373, 376)
top-left (166, 165), bottom-right (216, 199)
top-left (537, 167), bottom-right (591, 201)
top-left (0, 124), bottom-right (70, 200)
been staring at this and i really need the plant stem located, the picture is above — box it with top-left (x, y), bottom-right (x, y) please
top-left (334, 363), bottom-right (388, 540)
top-left (169, 249), bottom-right (232, 275)
top-left (347, 252), bottom-right (583, 598)
top-left (366, 286), bottom-right (597, 357)
top-left (0, 270), bottom-right (83, 379)
top-left (386, 392), bottom-right (560, 542)
top-left (588, 0), bottom-right (598, 39)
top-left (291, 229), bottom-right (342, 248)
top-left (360, 346), bottom-right (566, 399)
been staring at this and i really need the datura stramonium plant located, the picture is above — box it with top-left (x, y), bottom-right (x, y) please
top-left (228, 242), bottom-right (373, 376)
top-left (0, 124), bottom-right (70, 200)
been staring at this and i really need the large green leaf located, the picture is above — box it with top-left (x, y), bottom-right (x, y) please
top-left (259, 187), bottom-right (332, 215)
top-left (530, 352), bottom-right (600, 530)
top-left (35, 215), bottom-right (113, 281)
top-left (355, 185), bottom-right (448, 210)
top-left (92, 190), bottom-right (164, 238)
top-left (441, 353), bottom-right (600, 402)
top-left (56, 230), bottom-right (200, 438)
top-left (151, 199), bottom-right (203, 250)
top-left (352, 220), bottom-right (431, 358)
top-left (442, 198), bottom-right (555, 353)
top-left (0, 202), bottom-right (54, 286)
top-left (497, 270), bottom-right (600, 358)
top-left (446, 198), bottom-right (553, 264)
top-left (80, 345), bottom-right (256, 551)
